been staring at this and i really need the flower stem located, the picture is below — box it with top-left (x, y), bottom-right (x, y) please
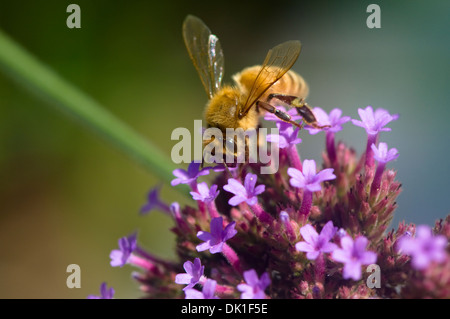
top-left (326, 131), bottom-right (336, 165)
top-left (370, 162), bottom-right (386, 198)
top-left (299, 190), bottom-right (313, 216)
top-left (128, 254), bottom-right (158, 273)
top-left (0, 29), bottom-right (190, 197)
top-left (314, 253), bottom-right (325, 283)
top-left (287, 145), bottom-right (303, 171)
top-left (222, 243), bottom-right (242, 274)
top-left (365, 134), bottom-right (378, 168)
top-left (135, 245), bottom-right (176, 270)
top-left (206, 201), bottom-right (220, 219)
top-left (250, 203), bottom-right (274, 224)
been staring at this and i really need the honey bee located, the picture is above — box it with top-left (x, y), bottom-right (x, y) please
top-left (182, 15), bottom-right (326, 161)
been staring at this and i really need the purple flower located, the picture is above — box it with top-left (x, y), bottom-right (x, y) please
top-left (371, 142), bottom-right (399, 164)
top-left (237, 269), bottom-right (271, 299)
top-left (110, 233), bottom-right (137, 267)
top-left (175, 258), bottom-right (205, 290)
top-left (351, 106), bottom-right (399, 136)
top-left (288, 160), bottom-right (336, 216)
top-left (223, 173), bottom-right (265, 206)
top-left (184, 279), bottom-right (219, 299)
top-left (87, 282), bottom-right (115, 299)
top-left (306, 107), bottom-right (351, 135)
top-left (139, 185), bottom-right (170, 215)
top-left (190, 182), bottom-right (220, 203)
top-left (370, 142), bottom-right (399, 197)
top-left (397, 225), bottom-right (447, 270)
top-left (196, 217), bottom-right (237, 254)
top-left (171, 161), bottom-right (210, 186)
top-left (287, 160), bottom-right (336, 192)
top-left (295, 221), bottom-right (338, 260)
top-left (266, 126), bottom-right (302, 149)
top-left (332, 236), bottom-right (377, 280)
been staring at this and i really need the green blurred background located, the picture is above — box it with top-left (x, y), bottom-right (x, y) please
top-left (0, 0), bottom-right (448, 298)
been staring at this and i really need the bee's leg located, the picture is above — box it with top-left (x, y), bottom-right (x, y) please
top-left (268, 94), bottom-right (330, 129)
top-left (256, 100), bottom-right (303, 129)
top-left (267, 93), bottom-right (298, 104)
top-left (223, 162), bottom-right (233, 177)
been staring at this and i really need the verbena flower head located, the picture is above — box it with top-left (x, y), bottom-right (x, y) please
top-left (287, 159), bottom-right (336, 192)
top-left (110, 233), bottom-right (137, 267)
top-left (305, 107), bottom-right (350, 135)
top-left (184, 279), bottom-right (219, 299)
top-left (190, 182), bottom-right (220, 203)
top-left (171, 161), bottom-right (210, 186)
top-left (223, 173), bottom-right (265, 206)
top-left (296, 221), bottom-right (338, 260)
top-left (196, 217), bottom-right (237, 254)
top-left (332, 236), bottom-right (377, 280)
top-left (175, 258), bottom-right (205, 290)
top-left (397, 225), bottom-right (447, 270)
top-left (87, 282), bottom-right (115, 299)
top-left (94, 98), bottom-right (450, 298)
top-left (371, 142), bottom-right (399, 164)
top-left (237, 269), bottom-right (271, 299)
top-left (351, 106), bottom-right (399, 136)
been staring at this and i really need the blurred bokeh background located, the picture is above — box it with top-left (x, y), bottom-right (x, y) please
top-left (0, 0), bottom-right (448, 298)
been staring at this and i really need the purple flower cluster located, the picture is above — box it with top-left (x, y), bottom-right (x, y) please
top-left (89, 105), bottom-right (449, 299)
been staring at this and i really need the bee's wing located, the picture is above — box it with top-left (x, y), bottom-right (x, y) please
top-left (183, 15), bottom-right (224, 99)
top-left (240, 41), bottom-right (301, 116)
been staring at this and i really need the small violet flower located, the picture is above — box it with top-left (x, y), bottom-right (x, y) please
top-left (305, 107), bottom-right (350, 135)
top-left (87, 282), bottom-right (115, 299)
top-left (371, 142), bottom-right (399, 164)
top-left (351, 106), bottom-right (399, 167)
top-left (397, 225), bottom-right (447, 270)
top-left (295, 221), bottom-right (338, 260)
top-left (184, 279), bottom-right (219, 299)
top-left (305, 108), bottom-right (350, 164)
top-left (175, 258), bottom-right (205, 291)
top-left (288, 159), bottom-right (336, 216)
top-left (370, 142), bottom-right (399, 197)
top-left (190, 182), bottom-right (220, 203)
top-left (139, 185), bottom-right (170, 215)
top-left (171, 161), bottom-right (210, 187)
top-left (110, 233), bottom-right (137, 267)
top-left (266, 126), bottom-right (302, 149)
top-left (223, 173), bottom-right (265, 206)
top-left (288, 160), bottom-right (336, 192)
top-left (196, 217), bottom-right (237, 254)
top-left (237, 269), bottom-right (271, 299)
top-left (351, 106), bottom-right (399, 136)
top-left (332, 236), bottom-right (377, 280)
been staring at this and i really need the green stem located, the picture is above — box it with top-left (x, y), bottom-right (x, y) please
top-left (0, 29), bottom-right (188, 197)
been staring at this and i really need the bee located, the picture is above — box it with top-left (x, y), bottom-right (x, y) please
top-left (182, 15), bottom-right (326, 162)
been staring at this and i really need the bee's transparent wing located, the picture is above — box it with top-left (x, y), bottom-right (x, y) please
top-left (183, 15), bottom-right (224, 99)
top-left (241, 41), bottom-right (301, 116)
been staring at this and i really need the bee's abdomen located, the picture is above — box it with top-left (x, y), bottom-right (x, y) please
top-left (232, 65), bottom-right (309, 101)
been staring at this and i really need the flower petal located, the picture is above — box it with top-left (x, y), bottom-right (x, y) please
top-left (319, 220), bottom-right (337, 242)
top-left (295, 241), bottom-right (315, 253)
top-left (300, 224), bottom-right (319, 245)
top-left (228, 195), bottom-right (246, 206)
